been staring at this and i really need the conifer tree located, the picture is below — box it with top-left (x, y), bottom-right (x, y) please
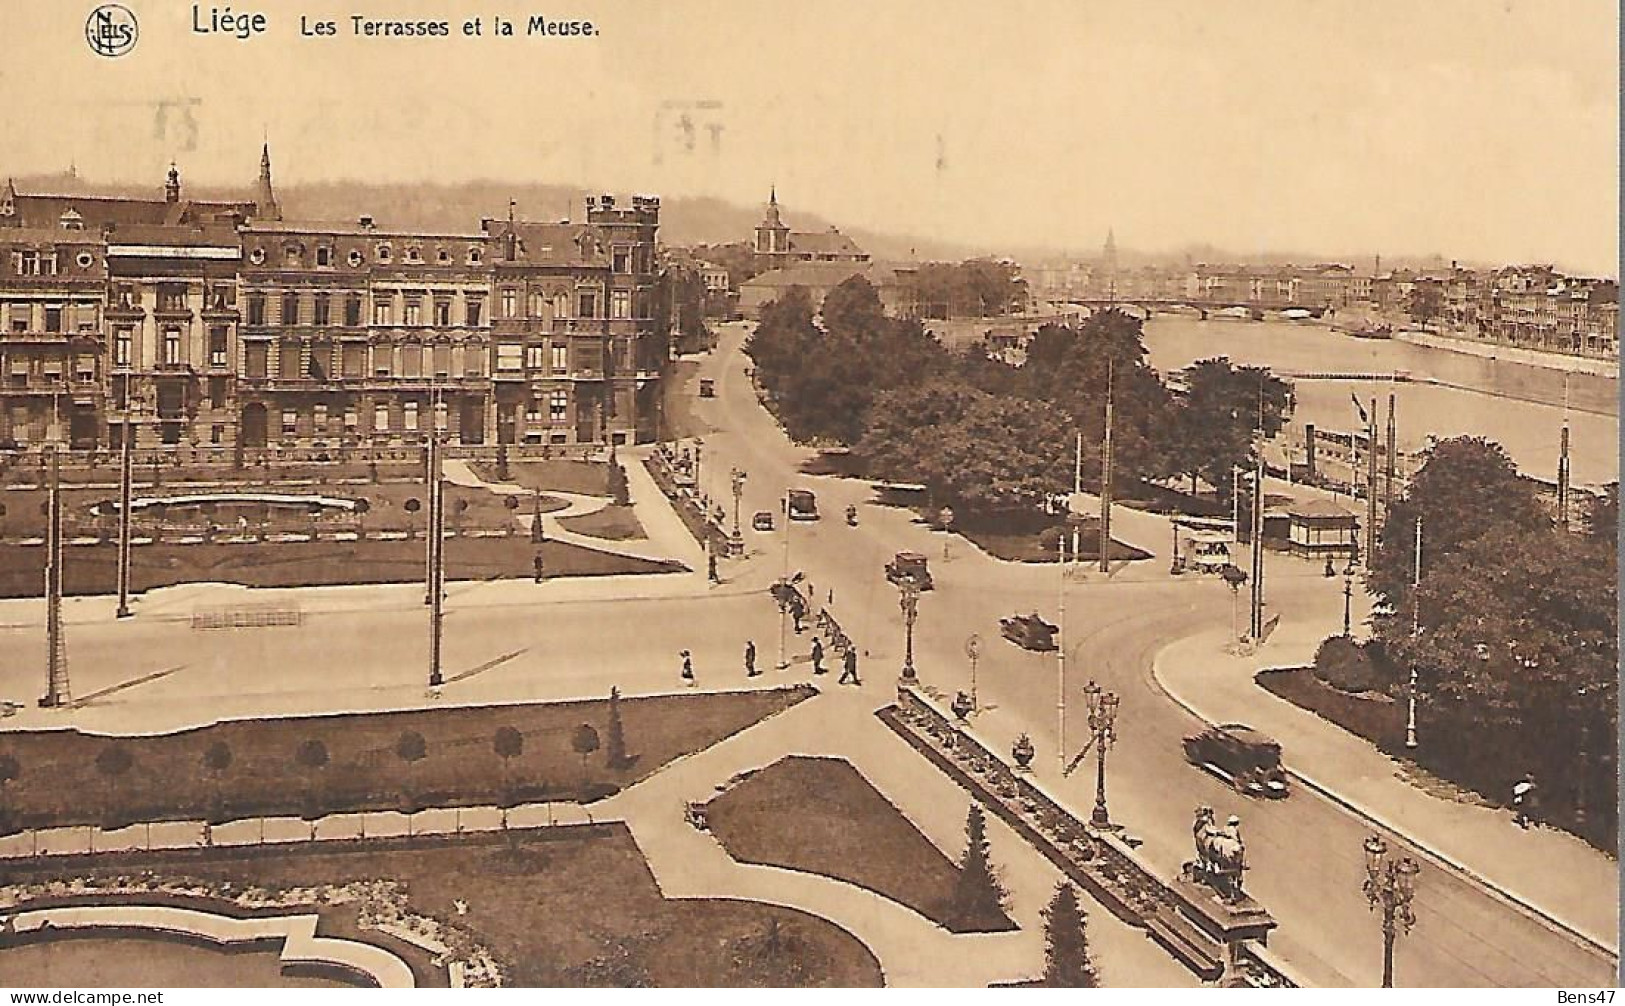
top-left (949, 803), bottom-right (1009, 930)
top-left (1041, 882), bottom-right (1097, 987)
top-left (606, 686), bottom-right (629, 768)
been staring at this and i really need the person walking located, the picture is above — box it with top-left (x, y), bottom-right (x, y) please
top-left (811, 636), bottom-right (826, 675)
top-left (533, 551), bottom-right (546, 584)
top-left (789, 592), bottom-right (806, 633)
top-left (680, 649), bottom-right (696, 687)
top-left (745, 640), bottom-right (759, 677)
top-left (707, 549), bottom-right (720, 585)
top-left (1512, 773), bottom-right (1538, 828)
top-left (838, 647), bottom-right (861, 686)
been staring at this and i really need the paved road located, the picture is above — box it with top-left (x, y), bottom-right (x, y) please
top-left (692, 321), bottom-right (1616, 988)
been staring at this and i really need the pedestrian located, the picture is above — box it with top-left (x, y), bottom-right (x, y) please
top-left (838, 647), bottom-right (861, 686)
top-left (811, 636), bottom-right (826, 675)
top-left (680, 649), bottom-right (696, 687)
top-left (1512, 773), bottom-right (1537, 828)
top-left (745, 640), bottom-right (759, 677)
top-left (827, 588), bottom-right (834, 606)
top-left (533, 551), bottom-right (546, 584)
top-left (707, 550), bottom-right (719, 584)
top-left (789, 593), bottom-right (806, 633)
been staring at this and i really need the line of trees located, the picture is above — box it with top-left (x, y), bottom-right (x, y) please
top-left (747, 275), bottom-right (1289, 515)
top-left (1365, 437), bottom-right (1617, 847)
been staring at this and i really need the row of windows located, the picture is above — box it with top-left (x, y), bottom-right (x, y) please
top-left (5, 302), bottom-right (99, 334)
top-left (248, 243), bottom-right (486, 270)
top-left (243, 288), bottom-right (648, 326)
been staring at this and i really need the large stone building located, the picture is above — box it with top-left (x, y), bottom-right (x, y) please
top-left (0, 149), bottom-right (666, 454)
top-left (751, 188), bottom-right (869, 272)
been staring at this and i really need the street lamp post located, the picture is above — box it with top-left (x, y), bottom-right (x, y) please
top-left (1362, 835), bottom-right (1420, 988)
top-left (1406, 517), bottom-right (1422, 749)
top-left (897, 574), bottom-right (921, 683)
top-left (729, 467), bottom-right (746, 556)
top-left (1080, 679), bottom-right (1119, 827)
top-left (1342, 570), bottom-right (1353, 637)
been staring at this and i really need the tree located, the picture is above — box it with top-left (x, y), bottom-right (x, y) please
top-left (295, 738), bottom-right (329, 839)
top-left (1169, 357), bottom-right (1292, 503)
top-left (1407, 281), bottom-right (1444, 330)
top-left (0, 753), bottom-right (19, 836)
top-left (572, 723), bottom-right (601, 783)
top-left (605, 687), bottom-right (631, 769)
top-left (395, 730), bottom-right (428, 832)
top-left (1370, 437), bottom-right (1548, 611)
top-left (819, 275), bottom-right (886, 339)
top-left (493, 726), bottom-right (524, 827)
top-left (608, 457), bottom-right (630, 507)
top-left (948, 803), bottom-right (1009, 930)
top-left (1587, 482), bottom-right (1618, 545)
top-left (1040, 883), bottom-right (1097, 987)
top-left (202, 740), bottom-right (233, 825)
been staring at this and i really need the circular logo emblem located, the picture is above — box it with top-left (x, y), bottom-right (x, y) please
top-left (86, 5), bottom-right (139, 58)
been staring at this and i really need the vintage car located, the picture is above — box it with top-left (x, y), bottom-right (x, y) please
top-left (884, 551), bottom-right (934, 590)
top-left (1182, 723), bottom-right (1290, 798)
top-left (751, 511), bottom-right (775, 532)
top-left (698, 378), bottom-right (716, 398)
top-left (787, 489), bottom-right (819, 521)
top-left (1000, 612), bottom-right (1058, 652)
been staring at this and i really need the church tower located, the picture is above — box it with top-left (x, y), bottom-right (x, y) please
top-left (255, 143), bottom-right (282, 222)
top-left (1103, 227), bottom-right (1119, 302)
top-left (754, 186), bottom-right (790, 261)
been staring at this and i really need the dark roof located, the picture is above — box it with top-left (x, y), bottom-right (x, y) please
top-left (1285, 498), bottom-right (1357, 520)
top-left (106, 223), bottom-right (241, 247)
top-left (743, 261), bottom-right (912, 291)
top-left (483, 221), bottom-right (609, 267)
top-left (8, 194), bottom-right (253, 230)
top-left (787, 229), bottom-right (866, 258)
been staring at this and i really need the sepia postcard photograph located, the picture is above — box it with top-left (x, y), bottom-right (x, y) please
top-left (0, 0), bottom-right (1616, 991)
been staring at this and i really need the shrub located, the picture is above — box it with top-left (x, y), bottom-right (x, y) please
top-left (1312, 635), bottom-right (1388, 694)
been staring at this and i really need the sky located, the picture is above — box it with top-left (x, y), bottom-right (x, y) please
top-left (0, 0), bottom-right (1616, 274)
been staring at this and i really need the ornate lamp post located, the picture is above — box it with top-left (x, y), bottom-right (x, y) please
top-left (1362, 835), bottom-right (1420, 988)
top-left (1342, 567), bottom-right (1354, 637)
top-left (1220, 563), bottom-right (1248, 645)
top-left (1080, 679), bottom-right (1119, 827)
top-left (729, 467), bottom-right (746, 555)
top-left (897, 573), bottom-right (921, 683)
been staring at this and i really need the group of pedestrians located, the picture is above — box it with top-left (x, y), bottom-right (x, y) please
top-left (679, 581), bottom-right (862, 688)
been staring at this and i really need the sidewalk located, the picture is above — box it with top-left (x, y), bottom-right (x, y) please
top-left (1153, 623), bottom-right (1619, 955)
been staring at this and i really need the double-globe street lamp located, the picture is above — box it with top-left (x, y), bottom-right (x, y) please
top-left (1362, 835), bottom-right (1420, 988)
top-left (729, 467), bottom-right (746, 556)
top-left (1080, 679), bottom-right (1119, 828)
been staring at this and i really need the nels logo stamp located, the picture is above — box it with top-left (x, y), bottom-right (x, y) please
top-left (86, 4), bottom-right (139, 58)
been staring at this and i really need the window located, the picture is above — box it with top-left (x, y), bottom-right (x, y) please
top-left (211, 424), bottom-right (224, 444)
top-left (465, 298), bottom-right (484, 326)
top-left (282, 292), bottom-right (300, 325)
top-left (316, 246), bottom-right (333, 268)
top-left (373, 299), bottom-right (392, 326)
top-left (283, 245), bottom-right (302, 268)
top-left (313, 403), bottom-right (328, 432)
top-left (342, 343), bottom-right (366, 377)
top-left (43, 306), bottom-right (61, 332)
top-left (15, 251), bottom-right (40, 276)
top-left (552, 343), bottom-right (568, 373)
top-left (403, 401), bottom-right (419, 432)
top-left (526, 344), bottom-right (546, 370)
top-left (247, 295), bottom-right (266, 326)
top-left (208, 327), bottom-right (228, 367)
top-left (433, 344), bottom-right (452, 377)
top-left (463, 343), bottom-right (486, 376)
top-left (113, 327), bottom-right (133, 367)
top-left (244, 342), bottom-right (268, 378)
top-left (611, 290), bottom-right (630, 320)
top-left (550, 390), bottom-right (569, 422)
top-left (434, 299), bottom-right (451, 326)
top-left (376, 244), bottom-right (392, 263)
top-left (344, 296), bottom-right (362, 327)
top-left (313, 294), bottom-right (331, 326)
top-left (279, 340), bottom-right (303, 380)
top-left (437, 248), bottom-right (451, 264)
top-left (434, 401), bottom-right (448, 432)
top-left (373, 345), bottom-right (392, 377)
top-left (9, 304), bottom-right (28, 332)
top-left (157, 284), bottom-right (187, 313)
top-left (348, 249), bottom-right (365, 267)
top-left (249, 247), bottom-right (267, 266)
top-left (403, 300), bottom-right (421, 326)
top-left (501, 288), bottom-right (517, 319)
top-left (531, 291), bottom-right (546, 320)
top-left (578, 291), bottom-right (597, 319)
top-left (553, 292), bottom-right (570, 319)
top-left (400, 344), bottom-right (422, 378)
top-left (374, 403), bottom-right (390, 432)
top-left (281, 409), bottom-right (298, 435)
top-left (467, 246), bottom-right (482, 265)
top-left (76, 354), bottom-right (95, 384)
top-left (613, 248), bottom-right (630, 274)
top-left (496, 343), bottom-right (522, 371)
top-left (525, 399), bottom-right (542, 424)
top-left (209, 377), bottom-right (227, 408)
top-left (405, 246), bottom-right (422, 264)
top-left (344, 408), bottom-right (358, 432)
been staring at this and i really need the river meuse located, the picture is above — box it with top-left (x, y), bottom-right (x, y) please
top-left (1142, 317), bottom-right (1619, 487)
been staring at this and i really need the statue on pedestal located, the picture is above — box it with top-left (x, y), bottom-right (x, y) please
top-left (1183, 806), bottom-right (1247, 903)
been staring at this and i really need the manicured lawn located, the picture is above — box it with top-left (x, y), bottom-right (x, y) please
top-left (557, 505), bottom-right (647, 541)
top-left (704, 756), bottom-right (1015, 934)
top-left (0, 458), bottom-right (424, 488)
top-left (0, 535), bottom-right (685, 598)
top-left (0, 825), bottom-right (882, 987)
top-left (468, 460), bottom-right (608, 496)
top-left (952, 512), bottom-right (1152, 564)
top-left (0, 687), bottom-right (814, 833)
top-left (1255, 667), bottom-right (1405, 751)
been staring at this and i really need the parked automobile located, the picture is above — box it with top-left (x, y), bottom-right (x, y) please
top-left (999, 612), bottom-right (1058, 651)
top-left (885, 551), bottom-right (934, 590)
top-left (752, 511), bottom-right (775, 531)
top-left (698, 378), bottom-right (715, 398)
top-left (787, 489), bottom-right (819, 521)
top-left (1182, 723), bottom-right (1290, 798)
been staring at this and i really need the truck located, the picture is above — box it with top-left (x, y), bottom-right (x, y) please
top-left (786, 489), bottom-right (819, 521)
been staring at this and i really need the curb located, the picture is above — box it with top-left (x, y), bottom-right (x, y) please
top-left (1149, 637), bottom-right (1619, 964)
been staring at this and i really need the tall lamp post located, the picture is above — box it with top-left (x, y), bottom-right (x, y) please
top-left (729, 467), bottom-right (746, 556)
top-left (1406, 517), bottom-right (1422, 749)
top-left (1342, 564), bottom-right (1354, 637)
top-left (1080, 679), bottom-right (1119, 827)
top-left (897, 574), bottom-right (921, 683)
top-left (1362, 835), bottom-right (1420, 988)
